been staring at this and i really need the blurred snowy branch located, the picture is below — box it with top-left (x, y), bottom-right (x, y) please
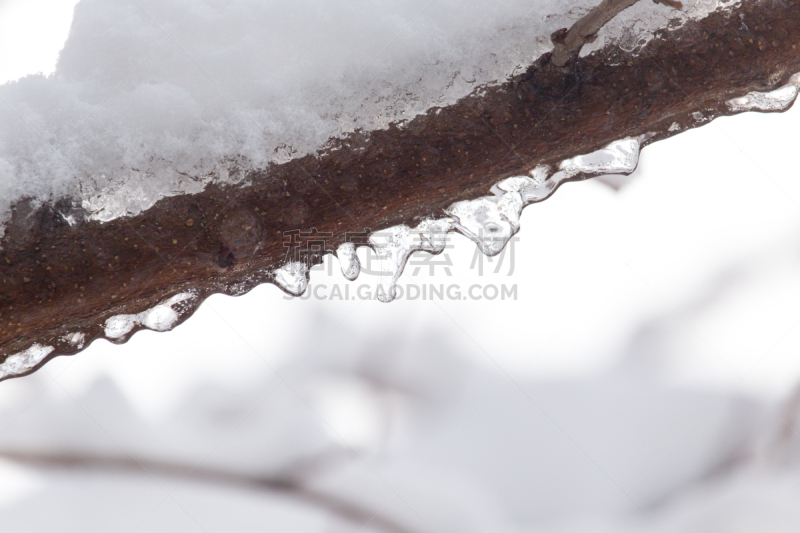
top-left (0, 449), bottom-right (417, 533)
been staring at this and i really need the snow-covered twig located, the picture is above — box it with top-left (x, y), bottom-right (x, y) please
top-left (551, 0), bottom-right (683, 67)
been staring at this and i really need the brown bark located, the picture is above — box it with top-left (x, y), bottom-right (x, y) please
top-left (1, 0), bottom-right (800, 378)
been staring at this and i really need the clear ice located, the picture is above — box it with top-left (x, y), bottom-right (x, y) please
top-left (557, 136), bottom-right (644, 179)
top-left (336, 243), bottom-right (360, 281)
top-left (368, 218), bottom-right (455, 303)
top-left (271, 137), bottom-right (648, 302)
top-left (0, 344), bottom-right (54, 379)
top-left (104, 293), bottom-right (195, 340)
top-left (727, 73), bottom-right (800, 113)
top-left (448, 194), bottom-right (524, 257)
top-left (273, 262), bottom-right (309, 296)
top-left (490, 165), bottom-right (555, 204)
top-left (448, 137), bottom-right (643, 258)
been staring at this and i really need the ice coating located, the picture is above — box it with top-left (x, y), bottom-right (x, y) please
top-left (336, 243), bottom-right (360, 282)
top-left (363, 138), bottom-right (645, 300)
top-left (0, 0), bottom-right (739, 236)
top-left (727, 73), bottom-right (800, 113)
top-left (273, 262), bottom-right (309, 296)
top-left (274, 137), bottom-right (648, 302)
top-left (104, 292), bottom-right (194, 340)
top-left (368, 218), bottom-right (455, 303)
top-left (0, 344), bottom-right (54, 379)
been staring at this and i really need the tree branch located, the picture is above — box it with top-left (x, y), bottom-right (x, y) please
top-left (1, 0), bottom-right (799, 378)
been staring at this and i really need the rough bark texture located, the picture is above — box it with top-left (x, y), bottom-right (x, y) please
top-left (1, 0), bottom-right (800, 377)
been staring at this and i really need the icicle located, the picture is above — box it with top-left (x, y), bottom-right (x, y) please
top-left (727, 73), bottom-right (800, 112)
top-left (0, 344), bottom-right (54, 379)
top-left (104, 292), bottom-right (195, 340)
top-left (336, 242), bottom-right (360, 281)
top-left (448, 191), bottom-right (523, 257)
top-left (273, 261), bottom-right (309, 296)
top-left (368, 218), bottom-right (455, 303)
top-left (416, 217), bottom-right (455, 253)
top-left (369, 225), bottom-right (418, 303)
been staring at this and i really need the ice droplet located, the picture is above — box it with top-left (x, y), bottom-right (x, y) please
top-left (105, 315), bottom-right (137, 339)
top-left (104, 292), bottom-right (194, 340)
top-left (336, 243), bottom-right (360, 281)
top-left (727, 73), bottom-right (800, 112)
top-left (0, 344), bottom-right (54, 379)
top-left (273, 261), bottom-right (309, 296)
top-left (140, 304), bottom-right (180, 332)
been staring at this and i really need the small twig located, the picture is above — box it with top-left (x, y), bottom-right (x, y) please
top-left (551, 0), bottom-right (683, 67)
